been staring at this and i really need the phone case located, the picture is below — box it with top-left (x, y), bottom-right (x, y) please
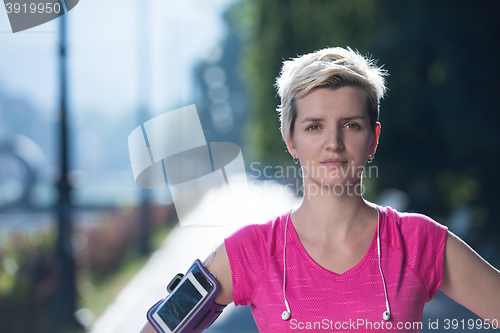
top-left (146, 259), bottom-right (226, 333)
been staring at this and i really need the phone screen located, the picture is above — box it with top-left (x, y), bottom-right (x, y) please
top-left (154, 264), bottom-right (213, 331)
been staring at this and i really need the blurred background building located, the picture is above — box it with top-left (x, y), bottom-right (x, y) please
top-left (1, 0), bottom-right (499, 332)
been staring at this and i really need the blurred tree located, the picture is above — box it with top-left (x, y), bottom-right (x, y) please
top-left (372, 1), bottom-right (500, 256)
top-left (237, 0), bottom-right (383, 165)
top-left (230, 0), bottom-right (500, 262)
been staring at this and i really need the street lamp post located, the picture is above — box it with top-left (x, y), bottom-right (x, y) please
top-left (138, 0), bottom-right (152, 256)
top-left (51, 12), bottom-right (82, 332)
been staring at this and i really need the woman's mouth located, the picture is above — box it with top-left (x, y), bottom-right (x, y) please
top-left (320, 158), bottom-right (348, 167)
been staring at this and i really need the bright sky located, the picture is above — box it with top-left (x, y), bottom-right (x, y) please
top-left (0, 0), bottom-right (234, 121)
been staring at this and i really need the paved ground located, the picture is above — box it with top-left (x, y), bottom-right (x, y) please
top-left (89, 180), bottom-right (494, 333)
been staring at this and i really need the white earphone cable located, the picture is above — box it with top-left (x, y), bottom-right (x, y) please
top-left (282, 211), bottom-right (291, 317)
top-left (377, 210), bottom-right (391, 319)
top-left (282, 208), bottom-right (390, 321)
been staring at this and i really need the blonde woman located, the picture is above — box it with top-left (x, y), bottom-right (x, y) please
top-left (142, 47), bottom-right (500, 332)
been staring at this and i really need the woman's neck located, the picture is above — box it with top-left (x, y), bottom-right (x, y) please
top-left (292, 179), bottom-right (377, 243)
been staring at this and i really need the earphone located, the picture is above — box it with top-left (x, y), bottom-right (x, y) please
top-left (281, 210), bottom-right (391, 321)
top-left (281, 302), bottom-right (291, 320)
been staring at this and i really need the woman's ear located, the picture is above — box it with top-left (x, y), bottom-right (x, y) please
top-left (282, 132), bottom-right (297, 158)
top-left (371, 122), bottom-right (381, 154)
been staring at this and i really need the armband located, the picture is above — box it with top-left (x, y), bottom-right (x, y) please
top-left (147, 259), bottom-right (226, 332)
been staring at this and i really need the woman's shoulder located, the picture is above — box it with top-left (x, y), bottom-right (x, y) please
top-left (379, 205), bottom-right (449, 300)
top-left (379, 205), bottom-right (448, 252)
top-left (224, 211), bottom-right (288, 259)
top-left (226, 211), bottom-right (287, 242)
top-left (379, 205), bottom-right (445, 230)
top-left (223, 212), bottom-right (289, 305)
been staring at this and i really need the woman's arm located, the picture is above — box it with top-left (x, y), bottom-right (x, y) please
top-left (440, 230), bottom-right (500, 326)
top-left (139, 242), bottom-right (233, 332)
top-left (205, 242), bottom-right (234, 305)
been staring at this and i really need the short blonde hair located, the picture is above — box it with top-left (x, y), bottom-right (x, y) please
top-left (275, 47), bottom-right (387, 144)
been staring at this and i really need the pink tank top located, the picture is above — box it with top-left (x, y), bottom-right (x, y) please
top-left (225, 205), bottom-right (448, 332)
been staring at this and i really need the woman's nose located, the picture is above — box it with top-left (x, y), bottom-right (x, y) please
top-left (325, 128), bottom-right (344, 151)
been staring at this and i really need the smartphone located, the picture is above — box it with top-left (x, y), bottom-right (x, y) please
top-left (147, 260), bottom-right (223, 333)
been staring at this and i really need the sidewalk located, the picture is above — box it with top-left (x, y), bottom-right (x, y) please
top-left (89, 180), bottom-right (300, 333)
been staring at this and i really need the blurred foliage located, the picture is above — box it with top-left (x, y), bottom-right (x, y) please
top-left (78, 207), bottom-right (175, 323)
top-left (0, 229), bottom-right (55, 332)
top-left (0, 205), bottom-right (176, 333)
top-left (228, 0), bottom-right (500, 258)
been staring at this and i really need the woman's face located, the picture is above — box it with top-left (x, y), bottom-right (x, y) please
top-left (286, 86), bottom-right (380, 189)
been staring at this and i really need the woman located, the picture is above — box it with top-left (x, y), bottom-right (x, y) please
top-left (142, 47), bottom-right (500, 332)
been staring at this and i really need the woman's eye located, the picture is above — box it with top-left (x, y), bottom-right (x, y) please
top-left (345, 123), bottom-right (360, 129)
top-left (306, 124), bottom-right (320, 131)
